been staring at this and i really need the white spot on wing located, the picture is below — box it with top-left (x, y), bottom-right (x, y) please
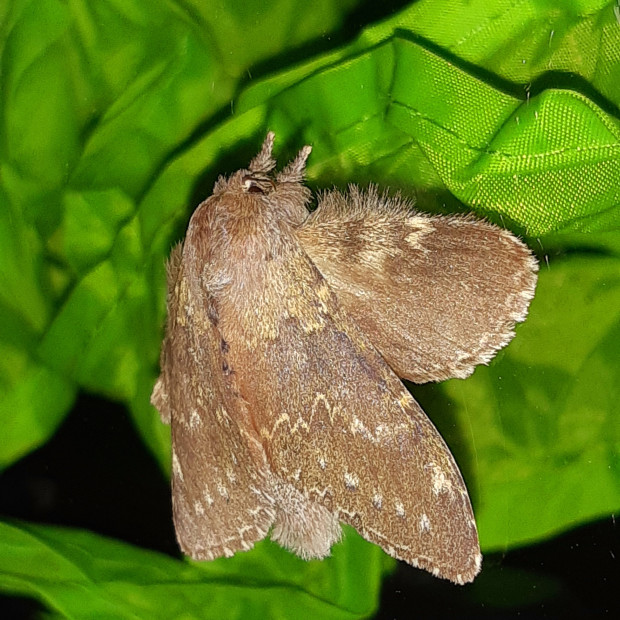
top-left (172, 452), bottom-right (184, 482)
top-left (395, 501), bottom-right (405, 518)
top-left (419, 513), bottom-right (431, 533)
top-left (372, 493), bottom-right (383, 510)
top-left (318, 456), bottom-right (327, 470)
top-left (375, 424), bottom-right (389, 439)
top-left (344, 472), bottom-right (359, 490)
top-left (429, 462), bottom-right (454, 496)
top-left (194, 501), bottom-right (204, 516)
top-left (351, 416), bottom-right (370, 439)
top-left (405, 229), bottom-right (423, 248)
top-left (405, 217), bottom-right (433, 250)
top-left (189, 409), bottom-right (201, 429)
top-left (217, 480), bottom-right (229, 500)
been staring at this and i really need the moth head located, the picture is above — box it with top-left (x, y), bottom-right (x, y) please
top-left (209, 132), bottom-right (313, 225)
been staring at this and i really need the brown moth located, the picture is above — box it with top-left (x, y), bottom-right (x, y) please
top-left (151, 132), bottom-right (538, 584)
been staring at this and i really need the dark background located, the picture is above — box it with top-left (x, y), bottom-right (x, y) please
top-left (0, 393), bottom-right (617, 618)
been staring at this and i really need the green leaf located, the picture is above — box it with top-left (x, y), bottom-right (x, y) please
top-left (0, 0), bottom-right (361, 468)
top-left (0, 521), bottom-right (390, 619)
top-left (1, 0), bottom-right (619, 617)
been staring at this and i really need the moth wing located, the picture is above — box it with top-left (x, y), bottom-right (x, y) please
top-left (233, 247), bottom-right (481, 583)
top-left (151, 245), bottom-right (275, 560)
top-left (298, 187), bottom-right (538, 383)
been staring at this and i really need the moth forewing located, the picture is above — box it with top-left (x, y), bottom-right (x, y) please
top-left (151, 224), bottom-right (277, 560)
top-left (152, 133), bottom-right (536, 584)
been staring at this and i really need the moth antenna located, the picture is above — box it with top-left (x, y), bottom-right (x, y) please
top-left (277, 145), bottom-right (312, 183)
top-left (249, 132), bottom-right (277, 174)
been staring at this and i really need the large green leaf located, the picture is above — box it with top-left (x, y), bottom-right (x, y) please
top-left (0, 0), bottom-right (359, 470)
top-left (0, 520), bottom-right (389, 619)
top-left (1, 0), bottom-right (619, 617)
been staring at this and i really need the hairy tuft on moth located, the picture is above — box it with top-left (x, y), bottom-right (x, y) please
top-left (151, 132), bottom-right (538, 584)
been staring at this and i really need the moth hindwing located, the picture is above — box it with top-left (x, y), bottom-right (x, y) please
top-left (151, 132), bottom-right (538, 584)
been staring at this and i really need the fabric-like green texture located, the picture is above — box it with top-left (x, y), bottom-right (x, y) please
top-left (1, 0), bottom-right (619, 618)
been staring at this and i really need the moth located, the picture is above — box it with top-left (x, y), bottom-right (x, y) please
top-left (151, 132), bottom-right (538, 584)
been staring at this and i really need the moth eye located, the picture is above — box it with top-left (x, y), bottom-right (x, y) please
top-left (241, 174), bottom-right (275, 194)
